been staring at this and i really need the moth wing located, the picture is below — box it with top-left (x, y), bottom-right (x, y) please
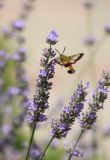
top-left (68, 53), bottom-right (84, 64)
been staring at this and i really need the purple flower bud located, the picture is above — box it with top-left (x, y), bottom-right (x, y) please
top-left (58, 123), bottom-right (68, 131)
top-left (50, 130), bottom-right (56, 136)
top-left (7, 86), bottom-right (20, 96)
top-left (30, 148), bottom-right (40, 159)
top-left (85, 82), bottom-right (90, 88)
top-left (46, 29), bottom-right (58, 45)
top-left (12, 47), bottom-right (26, 62)
top-left (0, 61), bottom-right (5, 69)
top-left (38, 114), bottom-right (47, 122)
top-left (73, 148), bottom-right (84, 157)
top-left (103, 125), bottom-right (110, 137)
top-left (0, 50), bottom-right (5, 57)
top-left (2, 27), bottom-right (13, 38)
top-left (84, 35), bottom-right (96, 46)
top-left (16, 35), bottom-right (25, 44)
top-left (82, 0), bottom-right (95, 9)
top-left (39, 69), bottom-right (47, 77)
top-left (12, 20), bottom-right (25, 31)
top-left (63, 107), bottom-right (70, 114)
top-left (1, 124), bottom-right (12, 135)
top-left (104, 23), bottom-right (110, 34)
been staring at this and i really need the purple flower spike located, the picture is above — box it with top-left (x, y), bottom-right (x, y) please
top-left (51, 82), bottom-right (88, 139)
top-left (80, 71), bottom-right (110, 129)
top-left (26, 36), bottom-right (56, 124)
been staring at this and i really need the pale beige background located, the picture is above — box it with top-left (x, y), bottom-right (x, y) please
top-left (1, 0), bottom-right (110, 158)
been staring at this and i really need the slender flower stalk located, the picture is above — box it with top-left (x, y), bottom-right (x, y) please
top-left (38, 136), bottom-right (55, 160)
top-left (67, 129), bottom-right (84, 160)
top-left (25, 123), bottom-right (36, 160)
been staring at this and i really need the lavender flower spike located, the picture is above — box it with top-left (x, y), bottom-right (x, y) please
top-left (26, 40), bottom-right (56, 124)
top-left (80, 71), bottom-right (110, 130)
top-left (25, 32), bottom-right (57, 160)
top-left (51, 81), bottom-right (89, 139)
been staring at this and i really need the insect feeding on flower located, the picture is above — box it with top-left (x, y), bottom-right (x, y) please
top-left (54, 47), bottom-right (84, 74)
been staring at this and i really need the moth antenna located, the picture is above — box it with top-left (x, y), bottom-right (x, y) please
top-left (62, 46), bottom-right (66, 54)
top-left (55, 48), bottom-right (61, 55)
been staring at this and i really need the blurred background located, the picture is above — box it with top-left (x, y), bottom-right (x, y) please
top-left (0, 0), bottom-right (110, 160)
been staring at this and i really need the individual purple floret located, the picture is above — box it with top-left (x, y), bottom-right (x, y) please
top-left (12, 47), bottom-right (27, 62)
top-left (26, 35), bottom-right (57, 124)
top-left (1, 124), bottom-right (12, 136)
top-left (80, 71), bottom-right (110, 129)
top-left (65, 141), bottom-right (84, 158)
top-left (103, 125), bottom-right (110, 137)
top-left (7, 86), bottom-right (20, 97)
top-left (51, 81), bottom-right (89, 139)
top-left (2, 27), bottom-right (13, 39)
top-left (12, 20), bottom-right (25, 31)
top-left (30, 148), bottom-right (40, 159)
top-left (29, 144), bottom-right (41, 159)
top-left (84, 35), bottom-right (96, 46)
top-left (46, 29), bottom-right (59, 45)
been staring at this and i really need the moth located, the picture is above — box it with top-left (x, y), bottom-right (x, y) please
top-left (54, 47), bottom-right (84, 74)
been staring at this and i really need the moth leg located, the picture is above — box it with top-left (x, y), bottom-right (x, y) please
top-left (62, 46), bottom-right (66, 54)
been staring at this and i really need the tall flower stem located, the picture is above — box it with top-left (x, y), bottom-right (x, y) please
top-left (25, 123), bottom-right (36, 160)
top-left (86, 8), bottom-right (93, 35)
top-left (67, 129), bottom-right (84, 160)
top-left (38, 136), bottom-right (54, 160)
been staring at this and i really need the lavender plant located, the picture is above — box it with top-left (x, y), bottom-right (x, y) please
top-left (1, 1), bottom-right (110, 160)
top-left (66, 71), bottom-right (110, 160)
top-left (38, 81), bottom-right (89, 160)
top-left (0, 1), bottom-right (38, 159)
top-left (25, 29), bottom-right (58, 160)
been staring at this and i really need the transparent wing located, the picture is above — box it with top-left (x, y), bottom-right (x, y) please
top-left (68, 53), bottom-right (84, 64)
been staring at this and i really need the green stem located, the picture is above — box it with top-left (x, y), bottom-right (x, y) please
top-left (67, 129), bottom-right (84, 160)
top-left (38, 136), bottom-right (54, 160)
top-left (25, 123), bottom-right (36, 160)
